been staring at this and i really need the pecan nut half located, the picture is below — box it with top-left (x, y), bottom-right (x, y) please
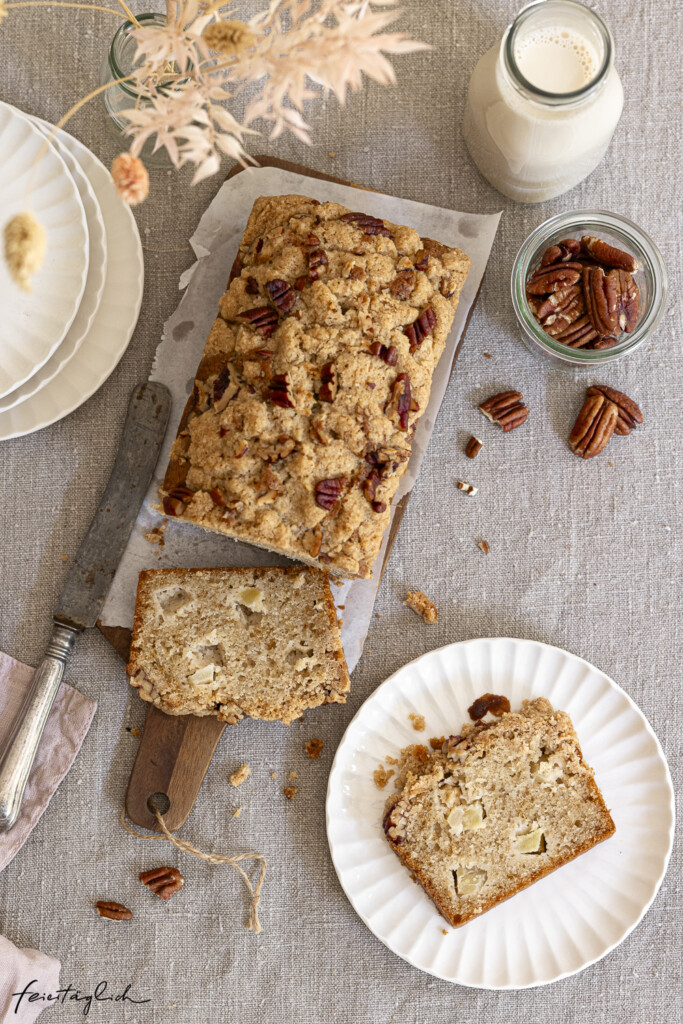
top-left (478, 391), bottom-right (529, 432)
top-left (586, 385), bottom-right (643, 435)
top-left (96, 901), bottom-right (132, 921)
top-left (611, 269), bottom-right (640, 333)
top-left (540, 238), bottom-right (581, 266)
top-left (340, 211), bottom-right (391, 237)
top-left (315, 476), bottom-right (347, 511)
top-left (238, 305), bottom-right (279, 337)
top-left (583, 266), bottom-right (619, 335)
top-left (569, 391), bottom-right (619, 458)
top-left (140, 866), bottom-right (184, 901)
top-left (581, 235), bottom-right (638, 273)
top-left (526, 263), bottom-right (582, 295)
top-left (404, 307), bottom-right (436, 352)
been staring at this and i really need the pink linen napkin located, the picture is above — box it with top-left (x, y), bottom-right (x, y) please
top-left (0, 936), bottom-right (61, 1023)
top-left (0, 650), bottom-right (96, 873)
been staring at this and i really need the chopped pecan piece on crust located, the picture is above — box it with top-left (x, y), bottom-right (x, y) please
top-left (404, 307), bottom-right (436, 352)
top-left (388, 269), bottom-right (416, 300)
top-left (369, 341), bottom-right (398, 366)
top-left (245, 275), bottom-right (259, 294)
top-left (468, 693), bottom-right (511, 721)
top-left (266, 278), bottom-right (296, 314)
top-left (385, 373), bottom-right (412, 431)
top-left (319, 362), bottom-right (337, 403)
top-left (412, 249), bottom-right (429, 271)
top-left (266, 373), bottom-right (294, 408)
top-left (478, 391), bottom-right (529, 432)
top-left (163, 486), bottom-right (194, 516)
top-left (238, 305), bottom-right (279, 337)
top-left (581, 236), bottom-right (638, 273)
top-left (340, 211), bottom-right (391, 237)
top-left (586, 385), bottom-right (643, 436)
top-left (569, 391), bottom-right (619, 459)
top-left (308, 248), bottom-right (329, 280)
top-left (315, 477), bottom-right (347, 511)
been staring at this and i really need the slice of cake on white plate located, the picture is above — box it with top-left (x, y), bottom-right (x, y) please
top-left (383, 696), bottom-right (615, 927)
top-left (127, 566), bottom-right (349, 725)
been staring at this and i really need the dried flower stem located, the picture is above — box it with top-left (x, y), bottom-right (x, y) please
top-left (5, 2), bottom-right (128, 18)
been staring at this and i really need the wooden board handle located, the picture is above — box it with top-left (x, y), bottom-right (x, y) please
top-left (125, 706), bottom-right (226, 832)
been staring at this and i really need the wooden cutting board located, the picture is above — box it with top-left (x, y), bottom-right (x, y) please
top-left (100, 155), bottom-right (480, 832)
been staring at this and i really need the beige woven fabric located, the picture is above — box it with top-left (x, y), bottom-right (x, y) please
top-left (0, 2), bottom-right (680, 1020)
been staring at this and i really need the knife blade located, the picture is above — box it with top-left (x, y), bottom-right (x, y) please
top-left (0, 381), bottom-right (172, 831)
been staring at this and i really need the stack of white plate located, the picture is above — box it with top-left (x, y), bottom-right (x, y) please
top-left (0, 101), bottom-right (144, 440)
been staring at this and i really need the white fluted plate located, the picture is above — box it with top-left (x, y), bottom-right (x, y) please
top-left (0, 102), bottom-right (89, 398)
top-left (0, 110), bottom-right (108, 412)
top-left (326, 638), bottom-right (674, 988)
top-left (0, 120), bottom-right (143, 440)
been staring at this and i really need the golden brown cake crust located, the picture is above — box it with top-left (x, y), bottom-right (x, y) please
top-left (158, 194), bottom-right (470, 578)
top-left (383, 698), bottom-right (616, 928)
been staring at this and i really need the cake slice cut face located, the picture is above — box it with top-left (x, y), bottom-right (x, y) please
top-left (127, 566), bottom-right (349, 725)
top-left (383, 697), bottom-right (615, 927)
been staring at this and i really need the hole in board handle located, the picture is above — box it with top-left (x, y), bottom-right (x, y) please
top-left (148, 792), bottom-right (170, 815)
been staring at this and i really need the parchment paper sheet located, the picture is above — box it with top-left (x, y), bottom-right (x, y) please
top-left (101, 166), bottom-right (500, 670)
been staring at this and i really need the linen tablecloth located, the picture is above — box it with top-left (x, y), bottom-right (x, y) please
top-left (0, 2), bottom-right (680, 1021)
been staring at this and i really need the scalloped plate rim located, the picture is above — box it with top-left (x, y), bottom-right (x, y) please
top-left (326, 637), bottom-right (675, 989)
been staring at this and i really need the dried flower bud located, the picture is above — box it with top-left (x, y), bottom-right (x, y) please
top-left (203, 19), bottom-right (256, 55)
top-left (3, 211), bottom-right (46, 292)
top-left (111, 153), bottom-right (149, 206)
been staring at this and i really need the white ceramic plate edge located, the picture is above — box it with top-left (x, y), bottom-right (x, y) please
top-left (326, 637), bottom-right (675, 989)
top-left (0, 102), bottom-right (90, 398)
top-left (0, 122), bottom-right (143, 440)
top-left (0, 110), bottom-right (108, 411)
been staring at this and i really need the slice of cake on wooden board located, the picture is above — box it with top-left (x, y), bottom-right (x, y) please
top-left (126, 566), bottom-right (349, 725)
top-left (158, 193), bottom-right (471, 579)
top-left (383, 696), bottom-right (615, 928)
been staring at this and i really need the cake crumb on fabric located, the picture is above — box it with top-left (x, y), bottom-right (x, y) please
top-left (284, 786), bottom-right (298, 800)
top-left (233, 807), bottom-right (242, 818)
top-left (404, 590), bottom-right (438, 623)
top-left (305, 738), bottom-right (324, 760)
top-left (409, 713), bottom-right (426, 732)
top-left (271, 772), bottom-right (278, 779)
top-left (229, 763), bottom-right (250, 787)
top-left (289, 771), bottom-right (298, 781)
top-left (374, 765), bottom-right (395, 790)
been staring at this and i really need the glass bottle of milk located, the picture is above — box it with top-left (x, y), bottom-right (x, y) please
top-left (462, 0), bottom-right (623, 203)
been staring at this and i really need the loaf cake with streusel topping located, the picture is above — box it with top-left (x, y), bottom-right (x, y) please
top-left (383, 697), bottom-right (615, 927)
top-left (158, 194), bottom-right (470, 578)
top-left (126, 566), bottom-right (349, 724)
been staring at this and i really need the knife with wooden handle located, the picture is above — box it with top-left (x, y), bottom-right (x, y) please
top-left (0, 381), bottom-right (171, 832)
